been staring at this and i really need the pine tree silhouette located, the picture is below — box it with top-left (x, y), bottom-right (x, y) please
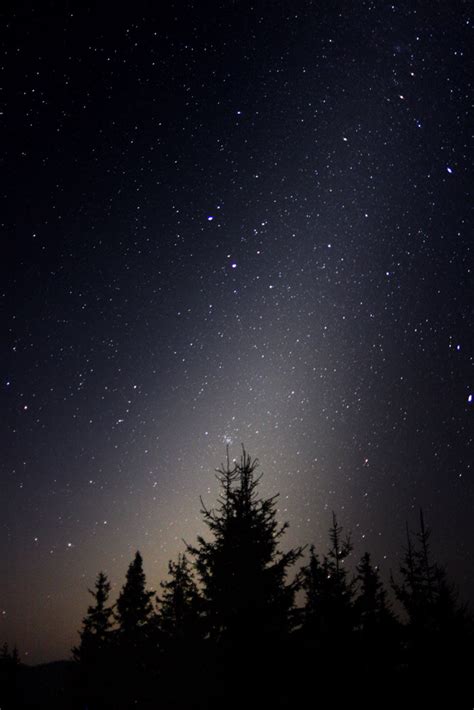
top-left (352, 552), bottom-right (400, 687)
top-left (188, 447), bottom-right (302, 708)
top-left (355, 552), bottom-right (395, 634)
top-left (326, 511), bottom-right (355, 633)
top-left (392, 510), bottom-right (469, 636)
top-left (301, 513), bottom-right (355, 639)
top-left (73, 571), bottom-right (114, 709)
top-left (114, 551), bottom-right (157, 706)
top-left (189, 447), bottom-right (302, 646)
top-left (158, 554), bottom-right (205, 708)
top-left (391, 510), bottom-right (473, 703)
top-left (73, 571), bottom-right (114, 663)
top-left (297, 513), bottom-right (357, 703)
top-left (115, 551), bottom-right (155, 646)
top-left (158, 553), bottom-right (202, 648)
top-left (299, 545), bottom-right (329, 636)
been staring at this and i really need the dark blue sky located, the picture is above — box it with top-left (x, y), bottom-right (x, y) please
top-left (1, 1), bottom-right (472, 663)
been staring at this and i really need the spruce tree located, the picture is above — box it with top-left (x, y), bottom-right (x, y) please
top-left (391, 510), bottom-right (468, 635)
top-left (188, 448), bottom-right (302, 708)
top-left (188, 448), bottom-right (302, 647)
top-left (301, 513), bottom-right (355, 639)
top-left (297, 515), bottom-right (357, 703)
top-left (392, 510), bottom-right (473, 702)
top-left (158, 554), bottom-right (204, 708)
top-left (299, 545), bottom-right (330, 636)
top-left (73, 572), bottom-right (114, 708)
top-left (114, 551), bottom-right (157, 706)
top-left (355, 552), bottom-right (394, 634)
top-left (73, 571), bottom-right (114, 664)
top-left (354, 551), bottom-right (399, 682)
top-left (115, 551), bottom-right (155, 648)
top-left (158, 554), bottom-right (202, 648)
top-left (328, 511), bottom-right (355, 627)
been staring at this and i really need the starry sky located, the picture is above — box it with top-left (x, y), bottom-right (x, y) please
top-left (1, 2), bottom-right (472, 664)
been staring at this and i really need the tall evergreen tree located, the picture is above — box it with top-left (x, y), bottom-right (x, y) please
top-left (301, 513), bottom-right (355, 639)
top-left (73, 572), bottom-right (114, 709)
top-left (73, 571), bottom-right (114, 664)
top-left (391, 510), bottom-right (469, 635)
top-left (158, 553), bottom-right (202, 647)
top-left (188, 448), bottom-right (302, 647)
top-left (391, 510), bottom-right (473, 703)
top-left (326, 511), bottom-right (355, 632)
top-left (115, 551), bottom-right (155, 647)
top-left (354, 551), bottom-right (400, 683)
top-left (355, 552), bottom-right (395, 634)
top-left (157, 554), bottom-right (204, 708)
top-left (187, 448), bottom-right (303, 708)
top-left (297, 515), bottom-right (357, 705)
top-left (114, 551), bottom-right (157, 706)
top-left (299, 545), bottom-right (329, 636)
top-left (328, 511), bottom-right (353, 577)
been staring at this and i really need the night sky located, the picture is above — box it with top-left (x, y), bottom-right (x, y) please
top-left (1, 2), bottom-right (472, 664)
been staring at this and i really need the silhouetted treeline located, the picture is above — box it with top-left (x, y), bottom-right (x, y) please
top-left (6, 449), bottom-right (473, 708)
